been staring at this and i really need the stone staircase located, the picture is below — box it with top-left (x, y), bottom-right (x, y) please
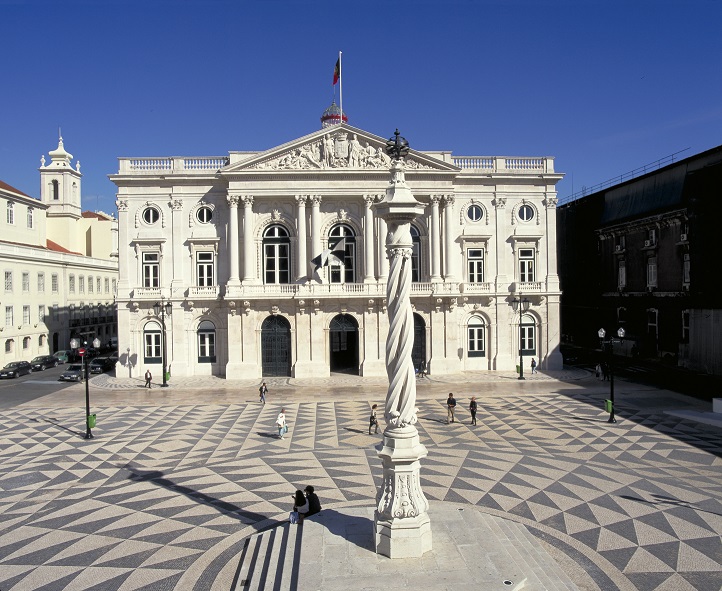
top-left (229, 506), bottom-right (586, 591)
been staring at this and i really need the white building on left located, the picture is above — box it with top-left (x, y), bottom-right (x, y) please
top-left (0, 136), bottom-right (119, 366)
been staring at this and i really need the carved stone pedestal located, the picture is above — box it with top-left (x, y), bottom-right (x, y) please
top-left (375, 425), bottom-right (432, 558)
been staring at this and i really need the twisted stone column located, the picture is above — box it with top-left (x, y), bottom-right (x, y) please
top-left (373, 148), bottom-right (431, 559)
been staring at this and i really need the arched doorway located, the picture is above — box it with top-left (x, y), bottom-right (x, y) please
top-left (52, 332), bottom-right (59, 353)
top-left (412, 313), bottom-right (426, 371)
top-left (329, 314), bottom-right (359, 373)
top-left (261, 316), bottom-right (291, 377)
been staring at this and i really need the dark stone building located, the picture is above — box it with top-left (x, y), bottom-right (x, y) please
top-left (557, 145), bottom-right (722, 376)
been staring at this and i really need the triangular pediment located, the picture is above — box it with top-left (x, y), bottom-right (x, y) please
top-left (220, 124), bottom-right (458, 174)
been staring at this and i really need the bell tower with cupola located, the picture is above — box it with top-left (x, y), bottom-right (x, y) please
top-left (39, 133), bottom-right (82, 220)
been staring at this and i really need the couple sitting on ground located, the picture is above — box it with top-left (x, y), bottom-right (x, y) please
top-left (291, 485), bottom-right (321, 522)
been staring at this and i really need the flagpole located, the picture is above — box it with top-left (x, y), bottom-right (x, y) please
top-left (339, 50), bottom-right (343, 125)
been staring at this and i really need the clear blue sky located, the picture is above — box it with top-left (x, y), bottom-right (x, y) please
top-left (2, 0), bottom-right (720, 215)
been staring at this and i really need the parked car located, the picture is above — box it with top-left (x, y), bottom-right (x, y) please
top-left (59, 364), bottom-right (84, 382)
top-left (0, 361), bottom-right (33, 379)
top-left (89, 357), bottom-right (114, 374)
top-left (30, 355), bottom-right (59, 371)
top-left (53, 350), bottom-right (71, 363)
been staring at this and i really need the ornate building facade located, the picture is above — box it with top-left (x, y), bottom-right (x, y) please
top-left (111, 116), bottom-right (563, 379)
top-left (0, 137), bottom-right (119, 366)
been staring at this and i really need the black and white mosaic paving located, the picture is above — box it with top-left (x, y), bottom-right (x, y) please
top-left (0, 391), bottom-right (720, 590)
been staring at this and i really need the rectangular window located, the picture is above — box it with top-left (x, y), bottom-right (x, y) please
top-left (96, 277), bottom-right (101, 293)
top-left (683, 253), bottom-right (690, 286)
top-left (23, 306), bottom-right (30, 325)
top-left (4, 340), bottom-right (11, 354)
top-left (38, 273), bottom-right (45, 292)
top-left (69, 275), bottom-right (75, 292)
top-left (38, 305), bottom-right (45, 324)
top-left (198, 332), bottom-right (216, 362)
top-left (79, 276), bottom-right (85, 293)
top-left (5, 306), bottom-right (13, 327)
top-left (682, 310), bottom-right (689, 343)
top-left (519, 249), bottom-right (535, 283)
top-left (52, 303), bottom-right (58, 320)
top-left (4, 271), bottom-right (12, 292)
top-left (647, 309), bottom-right (658, 350)
top-left (467, 249), bottom-right (484, 283)
top-left (196, 252), bottom-right (215, 286)
top-left (52, 274), bottom-right (58, 293)
top-left (144, 332), bottom-right (161, 361)
top-left (618, 260), bottom-right (626, 289)
top-left (143, 253), bottom-right (160, 288)
top-left (22, 272), bottom-right (29, 292)
top-left (521, 324), bottom-right (536, 354)
top-left (88, 276), bottom-right (94, 293)
top-left (112, 279), bottom-right (117, 294)
top-left (27, 208), bottom-right (33, 229)
top-left (264, 244), bottom-right (290, 284)
top-left (7, 203), bottom-right (14, 225)
top-left (104, 277), bottom-right (110, 293)
top-left (647, 258), bottom-right (657, 288)
top-left (468, 326), bottom-right (485, 357)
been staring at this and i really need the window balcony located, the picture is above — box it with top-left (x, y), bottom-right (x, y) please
top-left (188, 286), bottom-right (221, 299)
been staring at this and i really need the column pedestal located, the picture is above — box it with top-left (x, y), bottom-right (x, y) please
top-left (375, 426), bottom-right (432, 558)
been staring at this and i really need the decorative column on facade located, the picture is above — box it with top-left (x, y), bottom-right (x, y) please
top-left (373, 130), bottom-right (431, 559)
top-left (363, 194), bottom-right (377, 282)
top-left (226, 194), bottom-right (241, 291)
top-left (430, 195), bottom-right (442, 282)
top-left (171, 198), bottom-right (184, 293)
top-left (442, 194), bottom-right (456, 282)
top-left (310, 195), bottom-right (322, 281)
top-left (115, 199), bottom-right (130, 293)
top-left (241, 195), bottom-right (255, 283)
top-left (295, 195), bottom-right (308, 282)
top-left (544, 194), bottom-right (560, 292)
top-left (376, 194), bottom-right (389, 282)
top-left (543, 193), bottom-right (563, 370)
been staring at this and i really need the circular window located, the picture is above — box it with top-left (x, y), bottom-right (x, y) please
top-left (518, 204), bottom-right (534, 222)
top-left (467, 204), bottom-right (483, 222)
top-left (197, 206), bottom-right (213, 224)
top-left (142, 207), bottom-right (160, 225)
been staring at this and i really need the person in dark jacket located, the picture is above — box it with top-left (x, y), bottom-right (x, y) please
top-left (447, 393), bottom-right (457, 423)
top-left (304, 485), bottom-right (322, 516)
top-left (469, 396), bottom-right (478, 426)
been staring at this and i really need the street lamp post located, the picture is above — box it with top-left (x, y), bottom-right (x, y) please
top-left (511, 296), bottom-right (531, 380)
top-left (71, 336), bottom-right (101, 439)
top-left (153, 298), bottom-right (172, 388)
top-left (598, 327), bottom-right (626, 423)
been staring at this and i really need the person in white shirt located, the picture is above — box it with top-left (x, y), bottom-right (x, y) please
top-left (276, 409), bottom-right (287, 439)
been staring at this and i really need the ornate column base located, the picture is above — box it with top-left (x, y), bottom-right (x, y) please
top-left (375, 426), bottom-right (432, 558)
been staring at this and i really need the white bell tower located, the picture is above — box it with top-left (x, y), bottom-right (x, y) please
top-left (39, 133), bottom-right (82, 219)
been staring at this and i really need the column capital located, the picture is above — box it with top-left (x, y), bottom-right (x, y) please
top-left (493, 196), bottom-right (507, 209)
top-left (543, 196), bottom-right (558, 209)
top-left (363, 194), bottom-right (376, 207)
top-left (310, 194), bottom-right (322, 206)
top-left (227, 194), bottom-right (240, 207)
top-left (295, 194), bottom-right (308, 205)
top-left (116, 199), bottom-right (129, 212)
top-left (171, 199), bottom-right (183, 211)
top-left (442, 194), bottom-right (455, 206)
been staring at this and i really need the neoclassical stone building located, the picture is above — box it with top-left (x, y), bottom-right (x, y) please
top-left (111, 114), bottom-right (563, 379)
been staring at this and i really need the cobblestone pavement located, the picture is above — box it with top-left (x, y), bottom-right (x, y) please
top-left (0, 372), bottom-right (720, 590)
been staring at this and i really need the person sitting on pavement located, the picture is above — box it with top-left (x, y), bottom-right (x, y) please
top-left (304, 485), bottom-right (321, 517)
top-left (293, 489), bottom-right (309, 520)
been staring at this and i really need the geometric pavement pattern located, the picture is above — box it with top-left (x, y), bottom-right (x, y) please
top-left (0, 391), bottom-right (720, 591)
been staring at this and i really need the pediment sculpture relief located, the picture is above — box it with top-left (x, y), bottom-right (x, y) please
top-left (249, 131), bottom-right (434, 171)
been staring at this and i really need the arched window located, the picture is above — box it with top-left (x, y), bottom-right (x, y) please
top-left (410, 225), bottom-right (421, 282)
top-left (197, 320), bottom-right (216, 362)
top-left (143, 321), bottom-right (162, 364)
top-left (263, 225), bottom-right (291, 284)
top-left (328, 224), bottom-right (356, 284)
top-left (468, 316), bottom-right (485, 357)
top-left (521, 313), bottom-right (536, 355)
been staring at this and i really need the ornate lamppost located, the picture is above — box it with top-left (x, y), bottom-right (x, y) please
top-left (372, 130), bottom-right (431, 558)
top-left (153, 298), bottom-right (172, 387)
top-left (598, 327), bottom-right (625, 423)
top-left (511, 296), bottom-right (531, 379)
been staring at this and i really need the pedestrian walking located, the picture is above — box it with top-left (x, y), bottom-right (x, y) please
top-left (530, 358), bottom-right (537, 374)
top-left (276, 408), bottom-right (288, 439)
top-left (595, 363), bottom-right (602, 380)
top-left (369, 404), bottom-right (379, 434)
top-left (418, 360), bottom-right (427, 377)
top-left (144, 369), bottom-right (152, 389)
top-left (469, 396), bottom-right (477, 426)
top-left (259, 382), bottom-right (268, 404)
top-left (446, 393), bottom-right (457, 424)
